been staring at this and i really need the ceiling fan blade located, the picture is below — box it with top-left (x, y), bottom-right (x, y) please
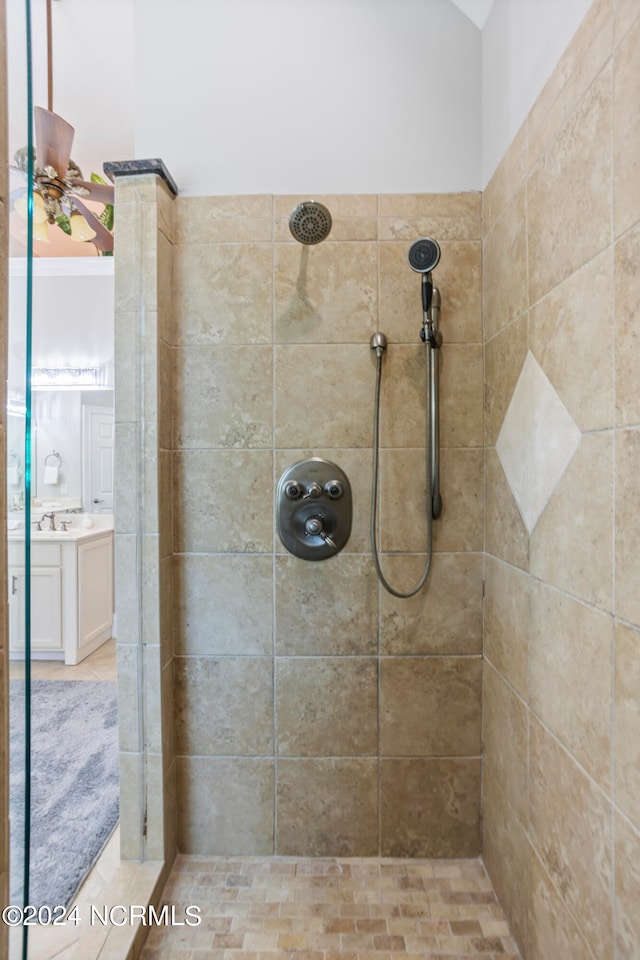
top-left (72, 197), bottom-right (114, 253)
top-left (34, 105), bottom-right (75, 175)
top-left (69, 179), bottom-right (115, 205)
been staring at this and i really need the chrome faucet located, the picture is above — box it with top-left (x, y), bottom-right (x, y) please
top-left (42, 512), bottom-right (56, 531)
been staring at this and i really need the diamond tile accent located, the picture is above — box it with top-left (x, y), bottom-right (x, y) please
top-left (496, 351), bottom-right (581, 533)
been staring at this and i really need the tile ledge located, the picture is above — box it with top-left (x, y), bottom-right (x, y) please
top-left (13, 828), bottom-right (168, 960)
top-left (103, 159), bottom-right (178, 196)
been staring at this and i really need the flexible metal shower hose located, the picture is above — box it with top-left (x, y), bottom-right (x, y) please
top-left (370, 342), bottom-right (434, 598)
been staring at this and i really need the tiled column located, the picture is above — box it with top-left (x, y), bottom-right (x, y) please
top-left (107, 161), bottom-right (177, 866)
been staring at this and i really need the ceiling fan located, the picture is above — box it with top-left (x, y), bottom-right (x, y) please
top-left (13, 0), bottom-right (114, 252)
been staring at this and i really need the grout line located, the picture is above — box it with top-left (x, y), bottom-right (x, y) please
top-left (375, 192), bottom-right (382, 858)
top-left (173, 653), bottom-right (484, 662)
top-left (271, 194), bottom-right (278, 856)
top-left (609, 53), bottom-right (618, 959)
top-left (175, 752), bottom-right (484, 762)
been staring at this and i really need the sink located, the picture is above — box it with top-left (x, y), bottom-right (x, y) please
top-left (31, 530), bottom-right (73, 539)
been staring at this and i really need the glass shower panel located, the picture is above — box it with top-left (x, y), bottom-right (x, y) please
top-left (7, 1), bottom-right (35, 957)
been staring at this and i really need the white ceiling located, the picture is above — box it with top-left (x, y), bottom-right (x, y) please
top-left (450, 0), bottom-right (496, 29)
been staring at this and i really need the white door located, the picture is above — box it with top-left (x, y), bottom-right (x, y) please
top-left (83, 405), bottom-right (114, 513)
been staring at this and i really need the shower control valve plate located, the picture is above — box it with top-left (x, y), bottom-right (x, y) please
top-left (276, 458), bottom-right (352, 561)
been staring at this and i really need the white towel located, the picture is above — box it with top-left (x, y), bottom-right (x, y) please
top-left (44, 464), bottom-right (59, 485)
top-left (7, 466), bottom-right (19, 485)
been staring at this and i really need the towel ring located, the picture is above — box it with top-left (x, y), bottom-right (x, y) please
top-left (45, 450), bottom-right (62, 467)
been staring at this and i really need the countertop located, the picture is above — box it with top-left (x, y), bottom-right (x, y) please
top-left (7, 514), bottom-right (114, 543)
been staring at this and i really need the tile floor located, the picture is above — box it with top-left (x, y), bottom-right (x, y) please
top-left (8, 637), bottom-right (118, 682)
top-left (140, 856), bottom-right (521, 959)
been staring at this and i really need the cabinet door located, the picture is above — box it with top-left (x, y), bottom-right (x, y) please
top-left (8, 568), bottom-right (26, 651)
top-left (78, 535), bottom-right (113, 651)
top-left (8, 566), bottom-right (63, 652)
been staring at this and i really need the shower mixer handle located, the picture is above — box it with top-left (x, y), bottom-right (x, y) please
top-left (304, 515), bottom-right (337, 550)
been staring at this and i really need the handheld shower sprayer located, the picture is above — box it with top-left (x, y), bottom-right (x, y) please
top-left (407, 236), bottom-right (441, 273)
top-left (369, 237), bottom-right (444, 598)
top-left (408, 236), bottom-right (441, 317)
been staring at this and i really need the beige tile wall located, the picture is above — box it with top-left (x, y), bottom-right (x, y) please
top-left (0, 0), bottom-right (8, 950)
top-left (482, 0), bottom-right (640, 956)
top-left (172, 192), bottom-right (484, 856)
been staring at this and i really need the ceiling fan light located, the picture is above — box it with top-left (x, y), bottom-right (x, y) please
top-left (69, 210), bottom-right (97, 242)
top-left (14, 195), bottom-right (29, 221)
top-left (33, 219), bottom-right (50, 242)
top-left (15, 191), bottom-right (48, 224)
top-left (34, 192), bottom-right (48, 222)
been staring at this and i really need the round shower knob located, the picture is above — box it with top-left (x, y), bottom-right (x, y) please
top-left (284, 481), bottom-right (303, 499)
top-left (305, 482), bottom-right (322, 499)
top-left (304, 517), bottom-right (323, 537)
top-left (325, 481), bottom-right (343, 499)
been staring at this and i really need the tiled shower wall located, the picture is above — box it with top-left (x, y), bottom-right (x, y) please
top-left (171, 193), bottom-right (484, 857)
top-left (482, 0), bottom-right (640, 957)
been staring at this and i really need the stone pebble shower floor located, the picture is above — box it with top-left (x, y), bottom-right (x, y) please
top-left (140, 856), bottom-right (521, 959)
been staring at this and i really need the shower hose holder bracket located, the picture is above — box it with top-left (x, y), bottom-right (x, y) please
top-left (421, 325), bottom-right (442, 349)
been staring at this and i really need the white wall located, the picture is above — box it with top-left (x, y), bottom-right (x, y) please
top-left (7, 260), bottom-right (115, 501)
top-left (482, 0), bottom-right (593, 185)
top-left (6, 0), bottom-right (595, 198)
top-left (134, 0), bottom-right (482, 195)
top-left (8, 259), bottom-right (115, 394)
top-left (5, 0), bottom-right (596, 200)
top-left (32, 389), bottom-right (113, 501)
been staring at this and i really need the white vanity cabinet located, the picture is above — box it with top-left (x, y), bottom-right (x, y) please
top-left (8, 526), bottom-right (114, 665)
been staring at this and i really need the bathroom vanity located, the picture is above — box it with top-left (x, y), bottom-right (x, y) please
top-left (8, 516), bottom-right (114, 665)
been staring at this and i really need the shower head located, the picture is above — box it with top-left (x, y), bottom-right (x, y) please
top-left (407, 237), bottom-right (441, 274)
top-left (289, 200), bottom-right (333, 245)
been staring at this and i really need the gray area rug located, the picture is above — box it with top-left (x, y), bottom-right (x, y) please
top-left (9, 678), bottom-right (119, 908)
